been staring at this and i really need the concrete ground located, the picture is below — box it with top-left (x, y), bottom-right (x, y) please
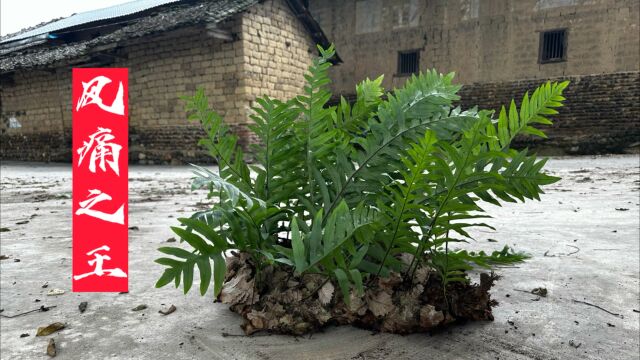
top-left (0, 155), bottom-right (638, 360)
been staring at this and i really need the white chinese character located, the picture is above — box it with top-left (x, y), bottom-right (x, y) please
top-left (76, 75), bottom-right (125, 115)
top-left (77, 127), bottom-right (122, 176)
top-left (76, 189), bottom-right (124, 224)
top-left (73, 245), bottom-right (127, 280)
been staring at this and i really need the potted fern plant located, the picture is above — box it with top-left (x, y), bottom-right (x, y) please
top-left (155, 45), bottom-right (567, 335)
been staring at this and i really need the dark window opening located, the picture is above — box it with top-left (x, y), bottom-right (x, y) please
top-left (539, 29), bottom-right (567, 63)
top-left (398, 51), bottom-right (419, 75)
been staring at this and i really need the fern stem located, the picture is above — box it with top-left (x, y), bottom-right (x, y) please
top-left (408, 130), bottom-right (480, 279)
top-left (375, 141), bottom-right (430, 277)
top-left (264, 105), bottom-right (271, 203)
top-left (306, 95), bottom-right (316, 210)
top-left (197, 109), bottom-right (253, 193)
top-left (443, 223), bottom-right (450, 309)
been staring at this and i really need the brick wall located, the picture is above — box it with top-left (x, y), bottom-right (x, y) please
top-left (457, 71), bottom-right (640, 154)
top-left (231, 0), bottom-right (316, 146)
top-left (310, 0), bottom-right (640, 95)
top-left (0, 24), bottom-right (241, 163)
top-left (0, 0), bottom-right (315, 163)
top-left (307, 0), bottom-right (639, 155)
top-left (240, 1), bottom-right (315, 101)
top-left (1, 68), bottom-right (72, 161)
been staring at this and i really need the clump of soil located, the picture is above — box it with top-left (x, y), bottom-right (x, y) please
top-left (219, 253), bottom-right (499, 335)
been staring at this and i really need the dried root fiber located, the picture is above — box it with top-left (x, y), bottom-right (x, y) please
top-left (219, 253), bottom-right (499, 335)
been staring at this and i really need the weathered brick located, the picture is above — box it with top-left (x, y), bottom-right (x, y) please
top-left (1, 0), bottom-right (315, 164)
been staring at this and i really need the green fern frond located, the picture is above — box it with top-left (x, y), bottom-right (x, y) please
top-left (157, 45), bottom-right (567, 299)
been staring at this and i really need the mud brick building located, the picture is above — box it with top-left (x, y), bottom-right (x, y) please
top-left (0, 0), bottom-right (331, 163)
top-left (1, 0), bottom-right (639, 162)
top-left (310, 0), bottom-right (640, 154)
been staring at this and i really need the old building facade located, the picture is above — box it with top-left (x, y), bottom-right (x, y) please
top-left (1, 0), bottom-right (638, 161)
top-left (0, 0), bottom-right (328, 163)
top-left (310, 0), bottom-right (640, 153)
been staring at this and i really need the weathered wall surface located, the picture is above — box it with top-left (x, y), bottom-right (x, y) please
top-left (232, 0), bottom-right (316, 145)
top-left (310, 0), bottom-right (640, 93)
top-left (457, 72), bottom-right (640, 154)
top-left (310, 0), bottom-right (640, 153)
top-left (0, 23), bottom-right (242, 163)
top-left (119, 24), bottom-right (246, 164)
top-left (0, 69), bottom-right (72, 162)
top-left (0, 0), bottom-right (315, 163)
top-left (3, 0), bottom-right (637, 161)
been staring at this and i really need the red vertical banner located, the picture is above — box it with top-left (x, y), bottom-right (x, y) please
top-left (72, 68), bottom-right (128, 292)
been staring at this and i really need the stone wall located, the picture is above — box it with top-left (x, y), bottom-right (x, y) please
top-left (309, 0), bottom-right (640, 94)
top-left (457, 71), bottom-right (640, 154)
top-left (0, 0), bottom-right (315, 163)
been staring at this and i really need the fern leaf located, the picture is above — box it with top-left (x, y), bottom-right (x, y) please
top-left (191, 164), bottom-right (265, 208)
